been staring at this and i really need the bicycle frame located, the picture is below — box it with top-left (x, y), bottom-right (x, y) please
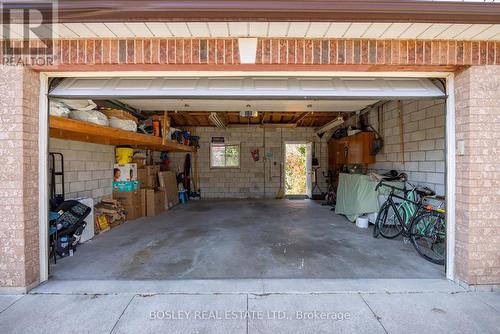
top-left (379, 184), bottom-right (425, 235)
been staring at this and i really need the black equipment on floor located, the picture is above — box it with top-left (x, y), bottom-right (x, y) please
top-left (49, 152), bottom-right (65, 211)
top-left (49, 200), bottom-right (91, 261)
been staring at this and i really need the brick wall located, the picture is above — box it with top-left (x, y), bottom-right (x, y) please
top-left (454, 65), bottom-right (500, 286)
top-left (2, 38), bottom-right (500, 66)
top-left (368, 99), bottom-right (446, 195)
top-left (48, 139), bottom-right (114, 202)
top-left (256, 39), bottom-right (500, 66)
top-left (168, 127), bottom-right (328, 198)
top-left (0, 66), bottom-right (40, 289)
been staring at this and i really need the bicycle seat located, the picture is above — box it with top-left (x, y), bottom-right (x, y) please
top-left (415, 187), bottom-right (435, 197)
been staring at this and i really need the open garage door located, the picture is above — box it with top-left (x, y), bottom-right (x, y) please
top-left (49, 76), bottom-right (445, 100)
top-left (44, 73), bottom-right (449, 283)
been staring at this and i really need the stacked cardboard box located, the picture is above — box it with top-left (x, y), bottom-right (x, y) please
top-left (112, 162), bottom-right (144, 221)
top-left (112, 189), bottom-right (142, 220)
top-left (137, 165), bottom-right (160, 188)
top-left (158, 171), bottom-right (179, 209)
top-left (145, 188), bottom-right (166, 216)
top-left (137, 165), bottom-right (170, 217)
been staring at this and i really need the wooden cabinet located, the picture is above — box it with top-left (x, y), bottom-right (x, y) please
top-left (328, 132), bottom-right (376, 169)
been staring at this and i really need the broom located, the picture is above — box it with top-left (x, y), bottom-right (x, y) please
top-left (276, 129), bottom-right (285, 199)
top-left (276, 162), bottom-right (285, 199)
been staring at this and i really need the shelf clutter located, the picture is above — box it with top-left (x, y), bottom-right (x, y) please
top-left (50, 116), bottom-right (195, 153)
top-left (48, 102), bottom-right (199, 237)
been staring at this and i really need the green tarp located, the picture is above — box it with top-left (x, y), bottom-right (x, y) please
top-left (334, 173), bottom-right (403, 222)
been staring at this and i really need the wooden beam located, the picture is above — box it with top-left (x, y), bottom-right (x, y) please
top-left (31, 63), bottom-right (468, 73)
top-left (261, 123), bottom-right (297, 128)
top-left (162, 111), bottom-right (170, 145)
top-left (289, 112), bottom-right (310, 125)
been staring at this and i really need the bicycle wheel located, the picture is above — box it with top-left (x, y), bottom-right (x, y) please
top-left (410, 212), bottom-right (446, 265)
top-left (373, 202), bottom-right (389, 238)
top-left (379, 203), bottom-right (405, 239)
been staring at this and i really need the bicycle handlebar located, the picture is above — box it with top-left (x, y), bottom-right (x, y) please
top-left (376, 180), bottom-right (407, 193)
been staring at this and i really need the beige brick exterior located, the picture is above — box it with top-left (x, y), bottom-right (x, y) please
top-left (0, 66), bottom-right (40, 288)
top-left (454, 65), bottom-right (500, 286)
top-left (1, 64), bottom-right (499, 289)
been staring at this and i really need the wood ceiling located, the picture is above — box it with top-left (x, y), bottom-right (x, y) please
top-left (167, 111), bottom-right (344, 128)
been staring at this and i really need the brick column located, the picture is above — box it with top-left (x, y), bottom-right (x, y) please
top-left (454, 65), bottom-right (500, 286)
top-left (0, 66), bottom-right (40, 290)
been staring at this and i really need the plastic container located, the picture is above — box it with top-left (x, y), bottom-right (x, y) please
top-left (115, 147), bottom-right (134, 164)
top-left (367, 212), bottom-right (378, 224)
top-left (356, 216), bottom-right (369, 229)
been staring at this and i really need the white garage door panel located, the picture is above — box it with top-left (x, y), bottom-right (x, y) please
top-left (50, 77), bottom-right (445, 99)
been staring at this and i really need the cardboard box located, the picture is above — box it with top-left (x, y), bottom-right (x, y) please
top-left (158, 171), bottom-right (179, 209)
top-left (113, 189), bottom-right (143, 220)
top-left (123, 203), bottom-right (142, 220)
top-left (113, 181), bottom-right (140, 192)
top-left (137, 166), bottom-right (160, 188)
top-left (113, 163), bottom-right (137, 182)
top-left (145, 165), bottom-right (161, 176)
top-left (113, 189), bottom-right (141, 206)
top-left (140, 189), bottom-right (147, 217)
top-left (146, 188), bottom-right (165, 216)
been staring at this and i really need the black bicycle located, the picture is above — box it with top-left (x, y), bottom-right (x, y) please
top-left (373, 181), bottom-right (446, 265)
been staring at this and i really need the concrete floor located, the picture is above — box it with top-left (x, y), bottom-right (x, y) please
top-left (50, 199), bottom-right (445, 280)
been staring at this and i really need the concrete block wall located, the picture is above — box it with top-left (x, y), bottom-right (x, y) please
top-left (48, 139), bottom-right (114, 202)
top-left (367, 99), bottom-right (446, 195)
top-left (168, 126), bottom-right (328, 198)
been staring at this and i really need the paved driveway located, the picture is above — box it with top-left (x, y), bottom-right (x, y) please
top-left (0, 279), bottom-right (498, 334)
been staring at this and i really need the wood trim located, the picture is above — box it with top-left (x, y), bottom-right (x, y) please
top-left (29, 1), bottom-right (500, 24)
top-left (30, 63), bottom-right (467, 73)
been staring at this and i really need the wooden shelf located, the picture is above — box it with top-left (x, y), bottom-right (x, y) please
top-left (49, 116), bottom-right (195, 152)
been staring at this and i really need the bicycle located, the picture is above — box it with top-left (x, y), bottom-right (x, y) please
top-left (321, 170), bottom-right (336, 210)
top-left (373, 181), bottom-right (446, 265)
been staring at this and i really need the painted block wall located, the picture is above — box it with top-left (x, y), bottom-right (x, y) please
top-left (48, 138), bottom-right (114, 202)
top-left (367, 99), bottom-right (446, 195)
top-left (168, 126), bottom-right (329, 199)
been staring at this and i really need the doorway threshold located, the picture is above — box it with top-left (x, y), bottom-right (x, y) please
top-left (30, 278), bottom-right (464, 296)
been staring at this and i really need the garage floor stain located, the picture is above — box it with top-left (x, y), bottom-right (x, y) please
top-left (50, 199), bottom-right (444, 280)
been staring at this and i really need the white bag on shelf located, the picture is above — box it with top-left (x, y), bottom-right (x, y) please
top-left (108, 117), bottom-right (137, 132)
top-left (49, 100), bottom-right (70, 118)
top-left (69, 109), bottom-right (109, 126)
top-left (61, 99), bottom-right (97, 111)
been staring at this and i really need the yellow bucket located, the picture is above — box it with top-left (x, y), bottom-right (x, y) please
top-left (115, 147), bottom-right (134, 164)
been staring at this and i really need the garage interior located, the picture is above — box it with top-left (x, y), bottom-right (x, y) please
top-left (46, 76), bottom-right (447, 280)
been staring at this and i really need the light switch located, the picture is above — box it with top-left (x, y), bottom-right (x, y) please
top-left (456, 140), bottom-right (465, 156)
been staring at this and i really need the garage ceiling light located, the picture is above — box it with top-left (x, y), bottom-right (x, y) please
top-left (240, 110), bottom-right (258, 118)
top-left (208, 112), bottom-right (226, 128)
top-left (315, 116), bottom-right (344, 135)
